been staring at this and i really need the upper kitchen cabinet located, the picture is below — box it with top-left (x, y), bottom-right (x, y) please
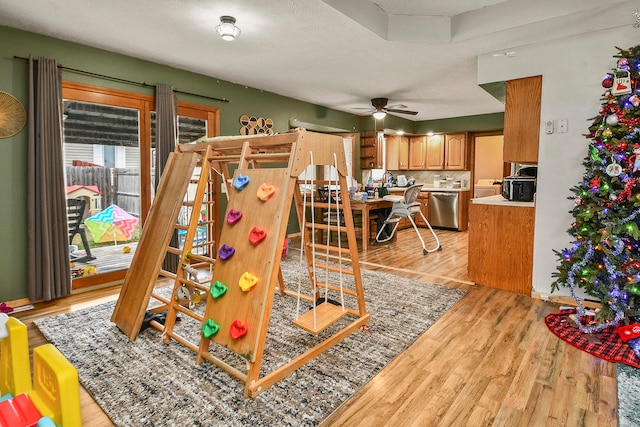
top-left (409, 135), bottom-right (427, 170)
top-left (386, 135), bottom-right (409, 170)
top-left (425, 134), bottom-right (445, 170)
top-left (426, 133), bottom-right (468, 170)
top-left (503, 76), bottom-right (542, 164)
top-left (444, 133), bottom-right (467, 170)
top-left (360, 132), bottom-right (383, 169)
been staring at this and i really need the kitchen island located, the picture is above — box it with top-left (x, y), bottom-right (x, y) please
top-left (467, 195), bottom-right (535, 295)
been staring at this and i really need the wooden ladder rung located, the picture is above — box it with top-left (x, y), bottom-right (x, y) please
top-left (316, 282), bottom-right (357, 297)
top-left (185, 252), bottom-right (216, 264)
top-left (158, 269), bottom-right (177, 280)
top-left (307, 242), bottom-right (351, 255)
top-left (313, 263), bottom-right (354, 275)
top-left (292, 302), bottom-right (348, 335)
top-left (178, 278), bottom-right (210, 293)
top-left (245, 152), bottom-right (292, 162)
top-left (167, 247), bottom-right (182, 255)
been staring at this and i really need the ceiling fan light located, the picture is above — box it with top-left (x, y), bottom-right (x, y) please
top-left (373, 111), bottom-right (386, 120)
top-left (216, 16), bottom-right (241, 41)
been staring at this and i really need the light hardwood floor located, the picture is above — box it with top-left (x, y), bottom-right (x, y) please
top-left (17, 228), bottom-right (618, 426)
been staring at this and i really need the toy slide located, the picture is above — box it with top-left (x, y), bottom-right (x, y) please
top-left (0, 314), bottom-right (81, 427)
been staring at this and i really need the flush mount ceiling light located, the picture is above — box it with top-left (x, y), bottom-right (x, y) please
top-left (216, 15), bottom-right (241, 41)
top-left (373, 110), bottom-right (386, 120)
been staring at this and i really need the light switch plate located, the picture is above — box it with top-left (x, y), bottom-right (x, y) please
top-left (545, 120), bottom-right (554, 134)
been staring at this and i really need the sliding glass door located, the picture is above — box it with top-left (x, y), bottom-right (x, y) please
top-left (62, 82), bottom-right (218, 289)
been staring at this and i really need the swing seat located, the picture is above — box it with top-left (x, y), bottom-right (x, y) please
top-left (292, 302), bottom-right (348, 335)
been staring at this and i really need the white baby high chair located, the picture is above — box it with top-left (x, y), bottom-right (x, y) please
top-left (373, 184), bottom-right (442, 255)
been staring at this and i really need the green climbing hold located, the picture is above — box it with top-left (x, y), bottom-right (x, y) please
top-left (210, 280), bottom-right (228, 299)
top-left (202, 319), bottom-right (220, 338)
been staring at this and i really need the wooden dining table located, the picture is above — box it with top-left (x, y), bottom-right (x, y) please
top-left (348, 198), bottom-right (393, 251)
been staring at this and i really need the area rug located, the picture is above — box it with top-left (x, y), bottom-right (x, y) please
top-left (617, 363), bottom-right (640, 427)
top-left (545, 309), bottom-right (640, 368)
top-left (35, 259), bottom-right (466, 426)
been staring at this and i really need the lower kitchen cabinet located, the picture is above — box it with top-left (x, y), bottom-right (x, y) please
top-left (468, 201), bottom-right (535, 295)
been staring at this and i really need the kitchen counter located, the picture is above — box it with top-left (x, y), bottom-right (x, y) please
top-left (387, 185), bottom-right (470, 193)
top-left (471, 194), bottom-right (534, 207)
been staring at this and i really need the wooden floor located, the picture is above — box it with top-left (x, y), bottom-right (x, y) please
top-left (17, 228), bottom-right (618, 427)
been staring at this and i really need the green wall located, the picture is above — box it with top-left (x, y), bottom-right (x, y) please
top-left (0, 26), bottom-right (503, 302)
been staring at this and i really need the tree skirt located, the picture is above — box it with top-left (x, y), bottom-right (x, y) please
top-left (545, 309), bottom-right (640, 368)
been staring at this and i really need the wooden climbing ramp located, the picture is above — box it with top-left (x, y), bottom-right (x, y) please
top-left (111, 129), bottom-right (369, 397)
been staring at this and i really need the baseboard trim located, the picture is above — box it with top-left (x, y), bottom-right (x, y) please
top-left (531, 291), bottom-right (602, 308)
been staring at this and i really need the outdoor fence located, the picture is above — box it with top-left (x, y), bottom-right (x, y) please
top-left (66, 166), bottom-right (140, 217)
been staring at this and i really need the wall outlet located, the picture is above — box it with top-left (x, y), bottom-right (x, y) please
top-left (544, 120), bottom-right (554, 134)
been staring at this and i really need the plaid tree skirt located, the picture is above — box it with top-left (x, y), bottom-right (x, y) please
top-left (545, 309), bottom-right (640, 368)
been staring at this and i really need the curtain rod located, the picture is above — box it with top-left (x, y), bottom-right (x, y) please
top-left (14, 55), bottom-right (229, 103)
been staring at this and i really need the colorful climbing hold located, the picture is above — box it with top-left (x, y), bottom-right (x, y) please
top-left (229, 320), bottom-right (248, 340)
top-left (248, 227), bottom-right (267, 245)
top-left (202, 319), bottom-right (220, 339)
top-left (233, 174), bottom-right (250, 190)
top-left (210, 281), bottom-right (228, 299)
top-left (239, 272), bottom-right (258, 291)
top-left (218, 244), bottom-right (235, 261)
top-left (257, 183), bottom-right (276, 201)
top-left (226, 209), bottom-right (243, 225)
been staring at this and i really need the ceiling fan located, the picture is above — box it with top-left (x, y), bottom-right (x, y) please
top-left (357, 98), bottom-right (418, 119)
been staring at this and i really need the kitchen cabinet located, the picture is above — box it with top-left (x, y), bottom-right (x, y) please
top-left (426, 133), bottom-right (468, 171)
top-left (360, 134), bottom-right (382, 169)
top-left (414, 191), bottom-right (430, 226)
top-left (425, 135), bottom-right (445, 170)
top-left (386, 135), bottom-right (409, 170)
top-left (503, 76), bottom-right (542, 164)
top-left (444, 133), bottom-right (467, 170)
top-left (467, 201), bottom-right (534, 295)
top-left (409, 136), bottom-right (427, 170)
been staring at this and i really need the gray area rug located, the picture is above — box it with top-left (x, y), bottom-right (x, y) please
top-left (36, 259), bottom-right (466, 426)
top-left (617, 363), bottom-right (640, 427)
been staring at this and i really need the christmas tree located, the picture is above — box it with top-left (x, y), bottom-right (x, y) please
top-left (552, 45), bottom-right (640, 333)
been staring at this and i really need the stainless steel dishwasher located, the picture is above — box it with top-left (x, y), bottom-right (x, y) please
top-left (429, 191), bottom-right (459, 229)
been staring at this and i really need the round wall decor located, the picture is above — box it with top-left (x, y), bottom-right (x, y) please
top-left (239, 115), bottom-right (274, 135)
top-left (0, 91), bottom-right (27, 138)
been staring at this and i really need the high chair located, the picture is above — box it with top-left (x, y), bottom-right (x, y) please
top-left (373, 184), bottom-right (442, 255)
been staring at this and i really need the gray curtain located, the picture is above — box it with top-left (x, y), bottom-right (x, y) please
top-left (155, 83), bottom-right (177, 188)
top-left (27, 56), bottom-right (71, 301)
top-left (155, 83), bottom-right (180, 271)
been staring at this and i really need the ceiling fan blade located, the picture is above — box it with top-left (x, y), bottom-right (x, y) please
top-left (385, 108), bottom-right (418, 115)
top-left (386, 103), bottom-right (408, 109)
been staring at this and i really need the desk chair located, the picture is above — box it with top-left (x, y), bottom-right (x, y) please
top-left (373, 184), bottom-right (441, 255)
top-left (67, 198), bottom-right (96, 262)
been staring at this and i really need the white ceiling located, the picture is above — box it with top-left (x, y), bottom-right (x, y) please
top-left (0, 0), bottom-right (637, 121)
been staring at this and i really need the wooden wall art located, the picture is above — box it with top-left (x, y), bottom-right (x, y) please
top-left (239, 115), bottom-right (274, 135)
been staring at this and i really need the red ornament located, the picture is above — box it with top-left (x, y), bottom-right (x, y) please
top-left (602, 75), bottom-right (614, 88)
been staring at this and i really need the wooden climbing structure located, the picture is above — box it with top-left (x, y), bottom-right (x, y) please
top-left (111, 129), bottom-right (369, 397)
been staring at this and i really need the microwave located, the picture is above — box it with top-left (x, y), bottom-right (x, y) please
top-left (502, 176), bottom-right (536, 202)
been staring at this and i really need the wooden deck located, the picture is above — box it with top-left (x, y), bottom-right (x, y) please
top-left (70, 242), bottom-right (138, 277)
